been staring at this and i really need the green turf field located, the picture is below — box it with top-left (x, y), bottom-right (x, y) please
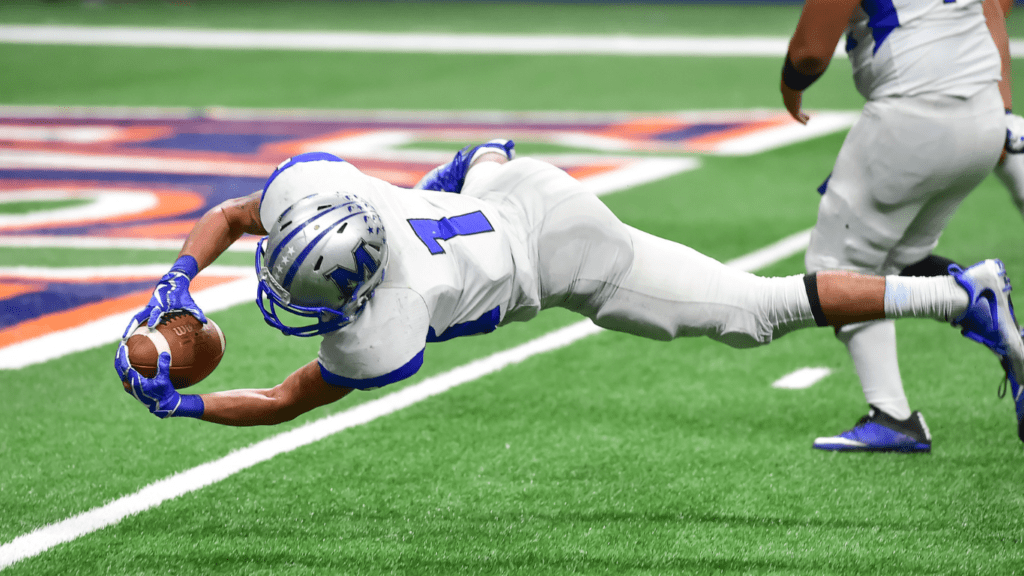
top-left (2, 2), bottom-right (1024, 574)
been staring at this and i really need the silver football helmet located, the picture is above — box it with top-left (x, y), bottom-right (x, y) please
top-left (256, 193), bottom-right (388, 337)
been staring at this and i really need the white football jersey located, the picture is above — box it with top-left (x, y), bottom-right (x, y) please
top-left (846, 0), bottom-right (1000, 100)
top-left (259, 159), bottom-right (536, 389)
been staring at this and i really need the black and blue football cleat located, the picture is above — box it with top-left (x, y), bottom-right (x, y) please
top-left (813, 407), bottom-right (932, 452)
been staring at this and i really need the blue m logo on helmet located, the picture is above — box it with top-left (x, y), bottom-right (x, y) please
top-left (325, 241), bottom-right (383, 300)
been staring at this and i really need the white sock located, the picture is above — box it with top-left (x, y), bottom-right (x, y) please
top-left (883, 276), bottom-right (970, 322)
top-left (995, 154), bottom-right (1024, 219)
top-left (837, 320), bottom-right (912, 420)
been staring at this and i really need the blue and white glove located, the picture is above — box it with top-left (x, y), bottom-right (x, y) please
top-left (1006, 112), bottom-right (1024, 154)
top-left (414, 139), bottom-right (515, 193)
top-left (115, 344), bottom-right (204, 419)
top-left (123, 255), bottom-right (206, 338)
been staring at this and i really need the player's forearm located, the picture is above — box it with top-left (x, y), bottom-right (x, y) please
top-left (177, 209), bottom-right (242, 272)
top-left (984, 0), bottom-right (1013, 109)
top-left (198, 387), bottom-right (302, 426)
top-left (197, 361), bottom-right (354, 426)
top-left (178, 192), bottom-right (266, 273)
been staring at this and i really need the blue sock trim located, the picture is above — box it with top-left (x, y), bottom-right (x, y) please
top-left (171, 255), bottom-right (200, 279)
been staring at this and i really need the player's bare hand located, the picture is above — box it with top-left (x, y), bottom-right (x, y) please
top-left (781, 83), bottom-right (810, 125)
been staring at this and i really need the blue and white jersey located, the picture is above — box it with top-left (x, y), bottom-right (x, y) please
top-left (259, 158), bottom-right (535, 390)
top-left (846, 0), bottom-right (1000, 100)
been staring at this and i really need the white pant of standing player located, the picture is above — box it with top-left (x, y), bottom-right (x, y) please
top-left (465, 157), bottom-right (818, 348)
top-left (805, 84), bottom-right (1005, 420)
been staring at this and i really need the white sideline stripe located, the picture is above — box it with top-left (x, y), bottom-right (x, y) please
top-left (588, 158), bottom-right (700, 196)
top-left (714, 112), bottom-right (860, 156)
top-left (0, 26), bottom-right (820, 57)
top-left (0, 149), bottom-right (270, 177)
top-left (771, 367), bottom-right (832, 389)
top-left (2, 25), bottom-right (1024, 59)
top-left (4, 25), bottom-right (1023, 58)
top-left (0, 234), bottom-right (259, 252)
top-left (0, 264), bottom-right (250, 280)
top-left (0, 230), bottom-right (811, 570)
top-left (725, 229), bottom-right (810, 273)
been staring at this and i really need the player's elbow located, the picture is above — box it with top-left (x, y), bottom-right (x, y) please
top-left (263, 385), bottom-right (311, 424)
top-left (270, 405), bottom-right (305, 424)
top-left (215, 192), bottom-right (266, 237)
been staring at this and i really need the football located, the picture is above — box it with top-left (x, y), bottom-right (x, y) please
top-left (126, 311), bottom-right (226, 389)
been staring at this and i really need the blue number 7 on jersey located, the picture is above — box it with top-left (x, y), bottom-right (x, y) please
top-left (408, 211), bottom-right (494, 254)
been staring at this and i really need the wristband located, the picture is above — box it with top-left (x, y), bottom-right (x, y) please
top-left (175, 394), bottom-right (205, 419)
top-left (169, 255), bottom-right (199, 279)
top-left (781, 56), bottom-right (823, 91)
top-left (1007, 108), bottom-right (1014, 114)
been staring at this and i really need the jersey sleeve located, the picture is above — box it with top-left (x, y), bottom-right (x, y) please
top-left (317, 288), bottom-right (430, 390)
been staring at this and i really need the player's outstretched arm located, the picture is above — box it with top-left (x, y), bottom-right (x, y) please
top-left (198, 360), bottom-right (354, 426)
top-left (178, 190), bottom-right (267, 272)
top-left (781, 0), bottom-right (860, 123)
top-left (117, 351), bottom-right (353, 425)
top-left (122, 191), bottom-right (268, 337)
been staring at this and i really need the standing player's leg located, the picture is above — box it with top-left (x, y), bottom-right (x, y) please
top-left (806, 88), bottom-right (1004, 452)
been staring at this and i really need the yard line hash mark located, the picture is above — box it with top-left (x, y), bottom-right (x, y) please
top-left (0, 235), bottom-right (811, 570)
top-left (771, 367), bottom-right (832, 389)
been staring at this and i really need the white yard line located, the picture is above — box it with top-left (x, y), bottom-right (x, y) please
top-left (0, 228), bottom-right (811, 571)
top-left (2, 25), bottom-right (1021, 58)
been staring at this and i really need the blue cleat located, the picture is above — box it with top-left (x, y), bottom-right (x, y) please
top-left (1010, 362), bottom-right (1024, 442)
top-left (949, 259), bottom-right (1024, 443)
top-left (414, 139), bottom-right (515, 193)
top-left (1006, 328), bottom-right (1024, 442)
top-left (813, 407), bottom-right (932, 452)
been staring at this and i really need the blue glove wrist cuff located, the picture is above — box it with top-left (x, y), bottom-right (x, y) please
top-left (176, 394), bottom-right (205, 419)
top-left (170, 255), bottom-right (199, 280)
